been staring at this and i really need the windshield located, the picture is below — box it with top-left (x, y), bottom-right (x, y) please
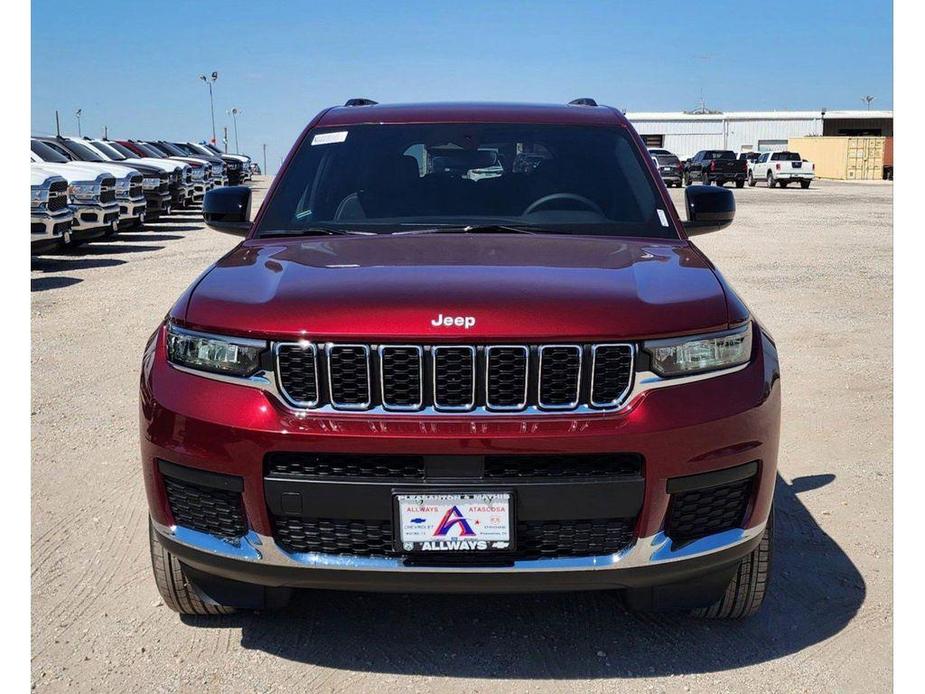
top-left (155, 141), bottom-right (186, 156)
top-left (108, 141), bottom-right (141, 158)
top-left (204, 143), bottom-right (222, 155)
top-left (655, 154), bottom-right (680, 166)
top-left (31, 139), bottom-right (70, 163)
top-left (772, 151), bottom-right (802, 161)
top-left (256, 123), bottom-right (674, 239)
top-left (703, 151), bottom-right (736, 160)
top-left (62, 139), bottom-right (106, 162)
top-left (90, 140), bottom-right (126, 161)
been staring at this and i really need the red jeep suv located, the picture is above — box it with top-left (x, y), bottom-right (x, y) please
top-left (141, 100), bottom-right (780, 619)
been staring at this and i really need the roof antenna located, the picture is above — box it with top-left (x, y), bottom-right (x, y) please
top-left (55, 110), bottom-right (60, 137)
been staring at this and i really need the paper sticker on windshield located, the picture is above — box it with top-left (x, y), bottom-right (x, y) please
top-left (657, 209), bottom-right (669, 227)
top-left (312, 131), bottom-right (348, 146)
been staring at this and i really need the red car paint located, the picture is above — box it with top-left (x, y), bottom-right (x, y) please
top-left (141, 102), bottom-right (780, 603)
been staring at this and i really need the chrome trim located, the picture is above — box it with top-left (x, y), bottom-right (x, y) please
top-left (378, 345), bottom-right (424, 411)
top-left (152, 517), bottom-right (766, 574)
top-left (326, 343), bottom-right (372, 410)
top-left (484, 345), bottom-right (529, 411)
top-left (167, 323), bottom-right (268, 349)
top-left (590, 343), bottom-right (636, 408)
top-left (274, 342), bottom-right (320, 408)
top-left (537, 344), bottom-right (582, 410)
top-left (432, 345), bottom-right (477, 411)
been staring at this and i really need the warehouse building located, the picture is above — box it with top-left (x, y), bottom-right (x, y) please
top-left (626, 109), bottom-right (893, 160)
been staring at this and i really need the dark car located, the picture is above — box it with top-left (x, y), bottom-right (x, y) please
top-left (143, 99), bottom-right (779, 620)
top-left (648, 148), bottom-right (684, 187)
top-left (684, 150), bottom-right (748, 188)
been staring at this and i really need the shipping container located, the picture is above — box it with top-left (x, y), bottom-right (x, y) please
top-left (787, 136), bottom-right (887, 180)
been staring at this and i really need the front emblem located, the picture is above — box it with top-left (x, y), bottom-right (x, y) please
top-left (431, 313), bottom-right (476, 329)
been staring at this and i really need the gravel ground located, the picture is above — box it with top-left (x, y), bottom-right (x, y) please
top-left (31, 177), bottom-right (892, 692)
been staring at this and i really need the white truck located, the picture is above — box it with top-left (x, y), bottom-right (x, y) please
top-left (29, 158), bottom-right (119, 245)
top-left (747, 151), bottom-right (815, 189)
top-left (31, 165), bottom-right (74, 253)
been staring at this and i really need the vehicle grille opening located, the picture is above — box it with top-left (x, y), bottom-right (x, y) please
top-left (47, 180), bottom-right (68, 212)
top-left (666, 473), bottom-right (755, 546)
top-left (380, 346), bottom-right (422, 409)
top-left (276, 344), bottom-right (319, 405)
top-left (591, 345), bottom-right (634, 405)
top-left (327, 345), bottom-right (371, 407)
top-left (486, 346), bottom-right (528, 409)
top-left (99, 178), bottom-right (116, 203)
top-left (433, 346), bottom-right (475, 409)
top-left (538, 345), bottom-right (582, 408)
top-left (484, 453), bottom-right (642, 479)
top-left (163, 477), bottom-right (247, 540)
top-left (265, 453), bottom-right (426, 480)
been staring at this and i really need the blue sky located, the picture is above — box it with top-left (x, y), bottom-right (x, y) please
top-left (32, 0), bottom-right (892, 173)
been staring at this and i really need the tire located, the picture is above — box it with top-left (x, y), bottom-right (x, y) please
top-left (692, 509), bottom-right (773, 619)
top-left (780, 181), bottom-right (789, 188)
top-left (149, 520), bottom-right (236, 616)
top-left (735, 180), bottom-right (745, 189)
top-left (800, 180), bottom-right (811, 189)
top-left (684, 173), bottom-right (691, 186)
top-left (767, 172), bottom-right (776, 188)
top-left (747, 172), bottom-right (756, 187)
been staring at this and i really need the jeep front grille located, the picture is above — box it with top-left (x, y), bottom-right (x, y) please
top-left (274, 342), bottom-right (634, 413)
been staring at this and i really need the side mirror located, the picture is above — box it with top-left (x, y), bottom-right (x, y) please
top-left (203, 186), bottom-right (251, 236)
top-left (683, 185), bottom-right (735, 236)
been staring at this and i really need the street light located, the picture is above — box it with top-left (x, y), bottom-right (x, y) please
top-left (861, 95), bottom-right (876, 110)
top-left (75, 108), bottom-right (82, 136)
top-left (199, 71), bottom-right (219, 145)
top-left (227, 107), bottom-right (241, 154)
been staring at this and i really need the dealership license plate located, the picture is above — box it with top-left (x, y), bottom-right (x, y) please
top-left (396, 492), bottom-right (512, 553)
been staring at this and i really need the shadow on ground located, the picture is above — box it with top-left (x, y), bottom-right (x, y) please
top-left (31, 276), bottom-right (82, 292)
top-left (31, 257), bottom-right (126, 273)
top-left (181, 473), bottom-right (864, 678)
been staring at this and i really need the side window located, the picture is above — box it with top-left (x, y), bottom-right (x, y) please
top-left (770, 152), bottom-right (780, 161)
top-left (759, 153), bottom-right (769, 163)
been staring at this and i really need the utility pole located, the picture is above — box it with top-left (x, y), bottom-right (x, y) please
top-left (55, 110), bottom-right (60, 137)
top-left (103, 125), bottom-right (108, 139)
top-left (262, 143), bottom-right (267, 176)
top-left (75, 108), bottom-right (82, 136)
top-left (199, 71), bottom-right (219, 144)
top-left (227, 107), bottom-right (241, 153)
top-left (223, 126), bottom-right (228, 153)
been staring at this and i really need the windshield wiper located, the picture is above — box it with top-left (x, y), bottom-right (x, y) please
top-left (394, 224), bottom-right (537, 236)
top-left (259, 226), bottom-right (375, 238)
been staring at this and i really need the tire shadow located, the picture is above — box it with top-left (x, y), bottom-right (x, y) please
top-left (180, 473), bottom-right (865, 678)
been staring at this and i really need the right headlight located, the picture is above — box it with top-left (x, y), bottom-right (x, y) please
top-left (67, 182), bottom-right (98, 200)
top-left (166, 323), bottom-right (266, 377)
top-left (142, 177), bottom-right (161, 189)
top-left (31, 187), bottom-right (49, 208)
top-left (644, 323), bottom-right (752, 377)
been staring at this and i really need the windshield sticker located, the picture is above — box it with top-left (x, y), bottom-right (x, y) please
top-left (657, 209), bottom-right (669, 227)
top-left (311, 131), bottom-right (349, 146)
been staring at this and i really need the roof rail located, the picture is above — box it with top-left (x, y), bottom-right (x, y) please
top-left (568, 98), bottom-right (598, 107)
top-left (344, 98), bottom-right (378, 107)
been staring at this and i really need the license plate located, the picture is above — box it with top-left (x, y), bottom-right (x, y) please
top-left (396, 492), bottom-right (512, 553)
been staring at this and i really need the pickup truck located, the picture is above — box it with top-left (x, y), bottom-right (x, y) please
top-left (143, 99), bottom-right (780, 621)
top-left (31, 165), bottom-right (74, 253)
top-left (81, 139), bottom-right (177, 218)
top-left (747, 151), bottom-right (815, 189)
top-left (683, 150), bottom-right (747, 188)
top-left (181, 142), bottom-right (250, 185)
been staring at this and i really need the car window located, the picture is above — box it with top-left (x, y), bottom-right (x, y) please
top-left (771, 151), bottom-right (801, 161)
top-left (62, 139), bottom-right (106, 162)
top-left (257, 123), bottom-right (675, 239)
top-left (31, 139), bottom-right (70, 163)
top-left (109, 141), bottom-right (143, 158)
top-left (91, 140), bottom-right (127, 161)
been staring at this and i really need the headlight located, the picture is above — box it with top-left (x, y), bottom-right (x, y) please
top-left (191, 168), bottom-right (205, 180)
top-left (67, 182), bottom-right (98, 200)
top-left (166, 323), bottom-right (266, 376)
top-left (644, 323), bottom-right (752, 377)
top-left (115, 178), bottom-right (131, 195)
top-left (31, 187), bottom-right (49, 208)
top-left (142, 177), bottom-right (161, 189)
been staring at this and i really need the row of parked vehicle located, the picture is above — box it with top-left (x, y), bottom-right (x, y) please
top-left (648, 147), bottom-right (816, 189)
top-left (30, 136), bottom-right (260, 254)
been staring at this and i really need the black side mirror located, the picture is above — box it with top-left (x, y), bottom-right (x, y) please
top-left (683, 185), bottom-right (735, 236)
top-left (203, 186), bottom-right (251, 236)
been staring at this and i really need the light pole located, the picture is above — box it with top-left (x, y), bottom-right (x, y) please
top-left (262, 143), bottom-right (267, 176)
top-left (75, 108), bottom-right (82, 136)
top-left (861, 95), bottom-right (876, 110)
top-left (199, 71), bottom-right (219, 144)
top-left (227, 107), bottom-right (241, 153)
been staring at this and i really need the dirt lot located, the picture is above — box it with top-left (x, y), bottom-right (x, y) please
top-left (31, 178), bottom-right (892, 692)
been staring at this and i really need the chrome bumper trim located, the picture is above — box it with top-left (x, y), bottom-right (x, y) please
top-left (152, 519), bottom-right (765, 574)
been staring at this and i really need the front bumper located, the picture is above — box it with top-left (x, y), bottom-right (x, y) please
top-left (144, 191), bottom-right (171, 217)
top-left (117, 196), bottom-right (146, 226)
top-left (141, 324), bottom-right (780, 592)
top-left (70, 201), bottom-right (119, 232)
top-left (31, 208), bottom-right (74, 253)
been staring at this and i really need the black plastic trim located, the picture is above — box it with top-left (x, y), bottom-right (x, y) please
top-left (157, 459), bottom-right (244, 493)
top-left (665, 461), bottom-right (759, 494)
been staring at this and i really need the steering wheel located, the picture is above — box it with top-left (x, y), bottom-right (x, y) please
top-left (523, 193), bottom-right (604, 217)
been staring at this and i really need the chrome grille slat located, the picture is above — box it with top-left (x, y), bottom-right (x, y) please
top-left (275, 342), bottom-right (634, 413)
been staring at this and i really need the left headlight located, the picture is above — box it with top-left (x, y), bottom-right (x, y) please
top-left (644, 323), bottom-right (752, 377)
top-left (31, 187), bottom-right (49, 208)
top-left (166, 323), bottom-right (266, 376)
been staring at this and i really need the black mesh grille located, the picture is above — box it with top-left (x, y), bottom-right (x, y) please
top-left (276, 345), bottom-right (318, 404)
top-left (484, 454), bottom-right (642, 479)
top-left (592, 345), bottom-right (634, 405)
top-left (158, 178), bottom-right (169, 193)
top-left (667, 477), bottom-right (754, 545)
top-left (47, 180), bottom-right (68, 211)
top-left (539, 346), bottom-right (581, 407)
top-left (129, 175), bottom-right (143, 199)
top-left (273, 516), bottom-right (634, 559)
top-left (163, 477), bottom-right (247, 539)
top-left (328, 346), bottom-right (370, 406)
top-left (99, 177), bottom-right (115, 203)
top-left (265, 453), bottom-right (425, 480)
top-left (486, 347), bottom-right (528, 408)
top-left (380, 347), bottom-right (422, 408)
top-left (434, 347), bottom-right (475, 409)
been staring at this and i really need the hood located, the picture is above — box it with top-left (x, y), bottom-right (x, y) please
top-left (124, 157), bottom-right (183, 173)
top-left (31, 165), bottom-right (63, 186)
top-left (29, 162), bottom-right (111, 184)
top-left (181, 235), bottom-right (733, 341)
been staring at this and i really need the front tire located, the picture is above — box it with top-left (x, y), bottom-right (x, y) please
top-left (747, 172), bottom-right (756, 187)
top-left (800, 180), bottom-right (811, 189)
top-left (767, 172), bottom-right (776, 188)
top-left (735, 179), bottom-right (745, 189)
top-left (149, 520), bottom-right (236, 615)
top-left (692, 509), bottom-right (773, 619)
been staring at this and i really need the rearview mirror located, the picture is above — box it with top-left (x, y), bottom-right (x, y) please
top-left (683, 185), bottom-right (735, 236)
top-left (203, 186), bottom-right (251, 236)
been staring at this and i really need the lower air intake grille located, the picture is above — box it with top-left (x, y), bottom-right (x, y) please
top-left (272, 517), bottom-right (635, 559)
top-left (163, 477), bottom-right (247, 539)
top-left (666, 477), bottom-right (754, 546)
top-left (484, 453), bottom-right (643, 479)
top-left (265, 453), bottom-right (426, 480)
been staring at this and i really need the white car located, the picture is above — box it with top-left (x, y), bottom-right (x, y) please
top-left (185, 142), bottom-right (251, 182)
top-left (29, 158), bottom-right (119, 243)
top-left (747, 151), bottom-right (815, 189)
top-left (31, 165), bottom-right (74, 253)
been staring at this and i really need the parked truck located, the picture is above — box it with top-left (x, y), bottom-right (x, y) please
top-left (683, 150), bottom-right (747, 188)
top-left (747, 151), bottom-right (815, 188)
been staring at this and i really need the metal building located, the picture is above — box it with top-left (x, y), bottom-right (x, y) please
top-left (626, 110), bottom-right (893, 160)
